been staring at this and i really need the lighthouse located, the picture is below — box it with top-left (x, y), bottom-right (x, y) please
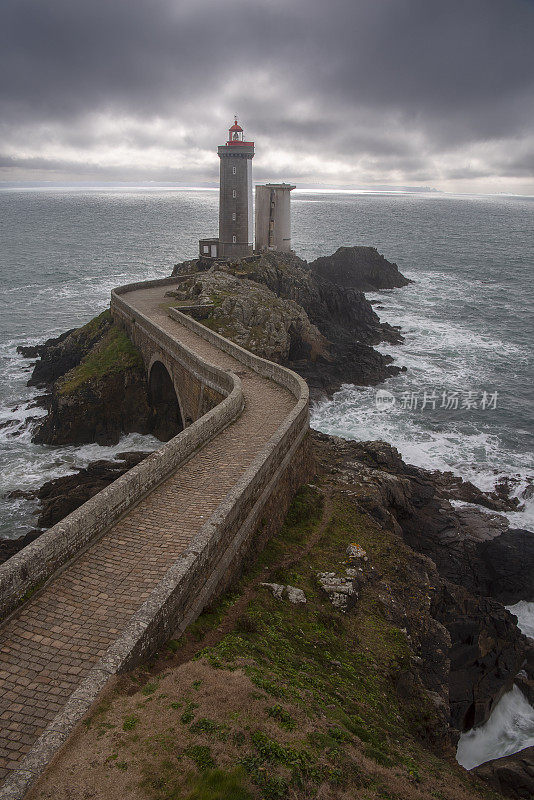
top-left (217, 119), bottom-right (255, 258)
top-left (198, 119), bottom-right (294, 260)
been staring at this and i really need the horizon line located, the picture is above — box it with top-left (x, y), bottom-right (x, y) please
top-left (0, 181), bottom-right (532, 200)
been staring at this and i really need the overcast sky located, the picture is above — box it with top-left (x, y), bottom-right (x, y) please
top-left (1, 0), bottom-right (533, 193)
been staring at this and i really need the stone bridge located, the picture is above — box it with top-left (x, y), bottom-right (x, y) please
top-left (0, 277), bottom-right (310, 799)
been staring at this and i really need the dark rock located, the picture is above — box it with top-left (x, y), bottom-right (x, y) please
top-left (35, 452), bottom-right (150, 527)
top-left (33, 369), bottom-right (154, 446)
top-left (170, 251), bottom-right (405, 396)
top-left (0, 530), bottom-right (43, 565)
top-left (19, 327), bottom-right (89, 387)
top-left (6, 489), bottom-right (34, 500)
top-left (0, 452), bottom-right (151, 565)
top-left (25, 311), bottom-right (171, 446)
top-left (309, 246), bottom-right (412, 291)
top-left (432, 582), bottom-right (528, 731)
top-left (473, 746), bottom-right (534, 798)
top-left (515, 672), bottom-right (534, 708)
top-left (317, 436), bottom-right (534, 606)
top-left (17, 328), bottom-right (74, 361)
top-left (311, 431), bottom-right (533, 735)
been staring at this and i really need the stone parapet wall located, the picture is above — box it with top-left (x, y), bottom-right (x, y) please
top-left (0, 275), bottom-right (310, 800)
top-left (0, 294), bottom-right (243, 624)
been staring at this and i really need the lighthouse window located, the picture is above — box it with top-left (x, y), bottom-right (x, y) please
top-left (232, 235), bottom-right (237, 243)
top-left (232, 166), bottom-right (236, 174)
top-left (232, 189), bottom-right (236, 198)
top-left (232, 212), bottom-right (236, 221)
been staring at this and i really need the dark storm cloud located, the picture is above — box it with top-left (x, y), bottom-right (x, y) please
top-left (0, 0), bottom-right (533, 188)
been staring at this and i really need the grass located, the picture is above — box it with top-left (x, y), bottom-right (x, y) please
top-left (54, 484), bottom-right (502, 800)
top-left (123, 715), bottom-right (139, 731)
top-left (186, 768), bottom-right (253, 800)
top-left (58, 320), bottom-right (143, 394)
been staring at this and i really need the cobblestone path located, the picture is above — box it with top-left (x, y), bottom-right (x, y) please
top-left (0, 284), bottom-right (295, 784)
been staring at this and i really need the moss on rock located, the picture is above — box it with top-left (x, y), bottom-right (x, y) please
top-left (58, 325), bottom-right (143, 395)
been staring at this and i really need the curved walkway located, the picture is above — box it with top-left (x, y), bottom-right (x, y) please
top-left (0, 282), bottom-right (302, 793)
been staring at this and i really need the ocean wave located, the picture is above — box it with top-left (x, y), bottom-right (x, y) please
top-left (456, 686), bottom-right (534, 769)
top-left (507, 601), bottom-right (534, 639)
top-left (311, 387), bottom-right (533, 532)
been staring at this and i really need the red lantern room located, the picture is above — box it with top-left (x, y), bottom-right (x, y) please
top-left (228, 118), bottom-right (244, 143)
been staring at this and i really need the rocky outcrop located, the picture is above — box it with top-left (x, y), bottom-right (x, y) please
top-left (171, 251), bottom-right (405, 395)
top-left (33, 368), bottom-right (153, 446)
top-left (433, 583), bottom-right (527, 731)
top-left (166, 269), bottom-right (329, 365)
top-left (473, 746), bottom-right (534, 799)
top-left (318, 436), bottom-right (531, 607)
top-left (312, 432), bottom-right (533, 738)
top-left (22, 311), bottom-right (162, 446)
top-left (309, 246), bottom-right (412, 291)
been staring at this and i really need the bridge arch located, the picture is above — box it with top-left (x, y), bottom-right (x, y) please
top-left (148, 359), bottom-right (184, 441)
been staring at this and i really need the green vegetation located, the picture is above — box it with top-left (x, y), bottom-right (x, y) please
top-left (68, 484), bottom-right (500, 800)
top-left (266, 705), bottom-right (296, 731)
top-left (184, 744), bottom-right (216, 771)
top-left (58, 311), bottom-right (143, 395)
top-left (186, 768), bottom-right (253, 800)
top-left (123, 715), bottom-right (139, 731)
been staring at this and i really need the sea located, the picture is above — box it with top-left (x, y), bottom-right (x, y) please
top-left (0, 185), bottom-right (533, 765)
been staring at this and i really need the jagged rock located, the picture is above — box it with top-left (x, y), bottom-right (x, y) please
top-left (33, 369), bottom-right (153, 446)
top-left (317, 571), bottom-right (359, 612)
top-left (171, 270), bottom-right (328, 365)
top-left (309, 246), bottom-right (412, 291)
top-left (286, 586), bottom-right (307, 604)
top-left (514, 649), bottom-right (534, 706)
top-left (171, 251), bottom-right (404, 395)
top-left (473, 746), bottom-right (534, 798)
top-left (21, 312), bottom-right (169, 446)
top-left (312, 433), bottom-right (533, 606)
top-left (17, 328), bottom-right (76, 383)
top-left (432, 581), bottom-right (528, 731)
top-left (312, 431), bottom-right (533, 734)
top-left (514, 671), bottom-right (534, 707)
top-left (260, 583), bottom-right (306, 603)
top-left (261, 583), bottom-right (285, 600)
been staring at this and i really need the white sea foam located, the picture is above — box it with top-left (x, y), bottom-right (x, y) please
top-left (506, 601), bottom-right (534, 639)
top-left (456, 686), bottom-right (534, 769)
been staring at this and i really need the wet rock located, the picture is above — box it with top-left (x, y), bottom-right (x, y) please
top-left (309, 246), bottom-right (412, 291)
top-left (432, 582), bottom-right (528, 731)
top-left (514, 671), bottom-right (534, 708)
top-left (171, 251), bottom-right (404, 396)
top-left (312, 434), bottom-right (534, 606)
top-left (473, 745), bottom-right (534, 799)
top-left (0, 451), bottom-right (152, 566)
top-left (33, 369), bottom-right (154, 446)
top-left (312, 431), bottom-right (533, 737)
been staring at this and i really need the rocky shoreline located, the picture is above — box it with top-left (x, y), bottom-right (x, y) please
top-left (4, 244), bottom-right (534, 797)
